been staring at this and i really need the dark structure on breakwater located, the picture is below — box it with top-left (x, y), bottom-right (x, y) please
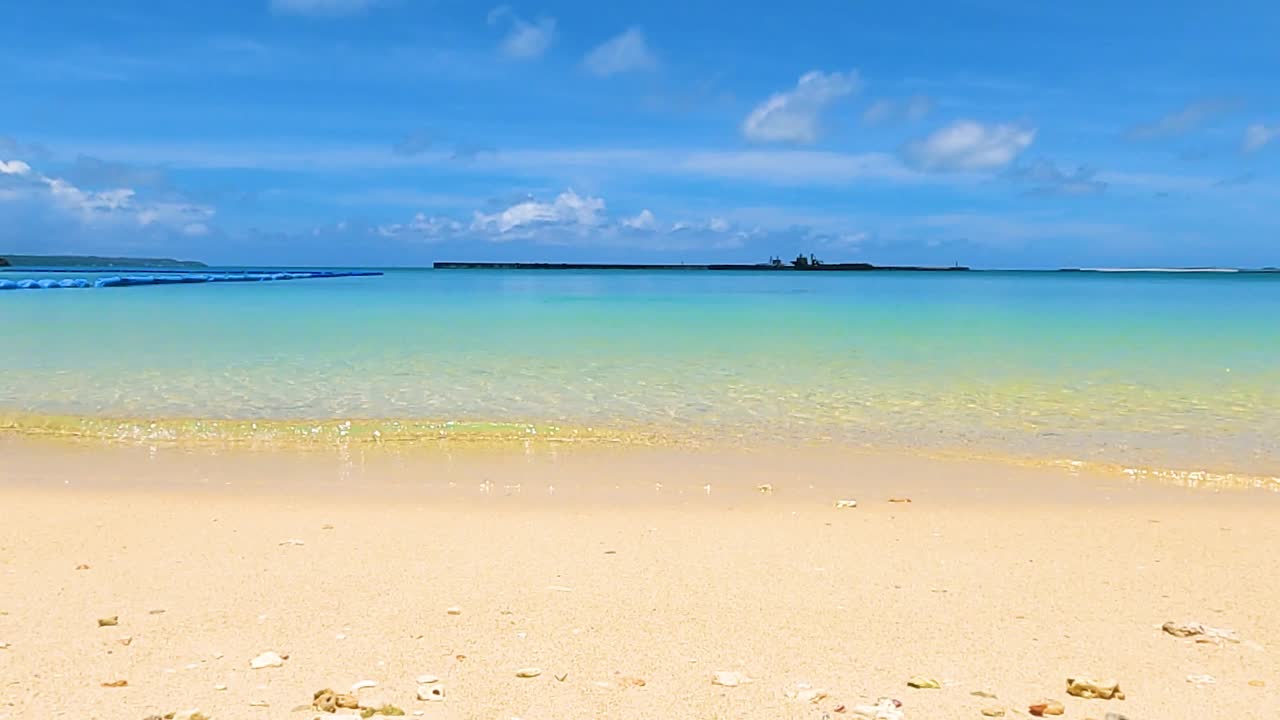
top-left (434, 261), bottom-right (970, 271)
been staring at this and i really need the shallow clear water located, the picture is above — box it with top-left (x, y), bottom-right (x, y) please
top-left (2, 269), bottom-right (1278, 475)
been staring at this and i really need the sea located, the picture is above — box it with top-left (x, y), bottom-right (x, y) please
top-left (2, 268), bottom-right (1278, 484)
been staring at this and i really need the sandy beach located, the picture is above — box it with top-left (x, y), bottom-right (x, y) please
top-left (1, 437), bottom-right (1277, 720)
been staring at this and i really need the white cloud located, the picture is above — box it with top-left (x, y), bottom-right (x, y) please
top-left (742, 70), bottom-right (860, 144)
top-left (903, 121), bottom-right (1035, 172)
top-left (471, 188), bottom-right (606, 235)
top-left (377, 212), bottom-right (465, 240)
top-left (584, 28), bottom-right (657, 76)
top-left (621, 208), bottom-right (657, 230)
top-left (1243, 123), bottom-right (1279, 153)
top-left (1, 157), bottom-right (213, 228)
top-left (0, 159), bottom-right (32, 175)
top-left (269, 0), bottom-right (376, 16)
top-left (1126, 100), bottom-right (1239, 141)
top-left (488, 6), bottom-right (557, 60)
top-left (374, 189), bottom-right (770, 250)
top-left (862, 95), bottom-right (932, 126)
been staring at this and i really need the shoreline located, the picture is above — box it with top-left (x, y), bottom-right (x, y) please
top-left (2, 412), bottom-right (1277, 493)
top-left (2, 438), bottom-right (1277, 719)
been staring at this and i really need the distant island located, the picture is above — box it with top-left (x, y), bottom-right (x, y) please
top-left (0, 254), bottom-right (208, 269)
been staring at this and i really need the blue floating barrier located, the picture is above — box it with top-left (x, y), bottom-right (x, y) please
top-left (2, 269), bottom-right (383, 293)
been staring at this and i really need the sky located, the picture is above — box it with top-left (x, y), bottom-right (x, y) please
top-left (1, 0), bottom-right (1278, 268)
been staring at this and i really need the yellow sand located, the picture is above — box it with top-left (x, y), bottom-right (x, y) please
top-left (1, 437), bottom-right (1277, 719)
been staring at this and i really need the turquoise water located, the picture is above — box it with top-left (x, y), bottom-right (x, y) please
top-left (2, 269), bottom-right (1278, 475)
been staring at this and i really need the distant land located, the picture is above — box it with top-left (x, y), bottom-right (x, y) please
top-left (0, 254), bottom-right (207, 269)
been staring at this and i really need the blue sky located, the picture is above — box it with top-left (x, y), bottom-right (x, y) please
top-left (1, 0), bottom-right (1278, 268)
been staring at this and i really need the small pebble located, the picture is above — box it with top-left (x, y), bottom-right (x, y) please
top-left (416, 674), bottom-right (440, 684)
top-left (981, 709), bottom-right (1005, 718)
top-left (214, 684), bottom-right (227, 691)
top-left (118, 637), bottom-right (133, 646)
top-left (1249, 680), bottom-right (1266, 687)
top-left (98, 616), bottom-right (119, 627)
top-left (446, 607), bottom-right (461, 615)
top-left (248, 700), bottom-right (269, 707)
top-left (835, 499), bottom-right (858, 508)
top-left (1029, 699), bottom-right (1064, 717)
top-left (907, 675), bottom-right (941, 689)
top-left (101, 679), bottom-right (128, 688)
top-left (515, 667), bottom-right (543, 678)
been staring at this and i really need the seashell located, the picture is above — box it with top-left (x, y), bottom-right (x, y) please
top-left (711, 671), bottom-right (752, 687)
top-left (249, 651), bottom-right (285, 669)
top-left (515, 667), bottom-right (543, 678)
top-left (1066, 676), bottom-right (1124, 700)
top-left (417, 684), bottom-right (446, 702)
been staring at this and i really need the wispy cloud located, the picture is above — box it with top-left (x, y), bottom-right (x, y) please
top-left (903, 120), bottom-right (1035, 172)
top-left (1214, 172), bottom-right (1256, 188)
top-left (377, 187), bottom-right (754, 249)
top-left (1125, 99), bottom-right (1240, 141)
top-left (488, 6), bottom-right (557, 60)
top-left (269, 0), bottom-right (379, 17)
top-left (1242, 123), bottom-right (1279, 153)
top-left (1007, 159), bottom-right (1107, 196)
top-left (584, 28), bottom-right (657, 76)
top-left (862, 95), bottom-right (932, 126)
top-left (741, 70), bottom-right (861, 144)
top-left (391, 130), bottom-right (433, 157)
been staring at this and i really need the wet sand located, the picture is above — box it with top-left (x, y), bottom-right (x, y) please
top-left (1, 437), bottom-right (1278, 719)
